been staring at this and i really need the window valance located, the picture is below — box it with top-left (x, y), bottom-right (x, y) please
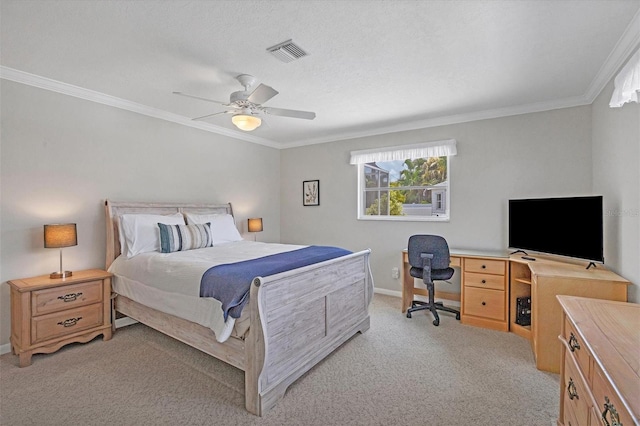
top-left (609, 49), bottom-right (640, 108)
top-left (349, 139), bottom-right (457, 165)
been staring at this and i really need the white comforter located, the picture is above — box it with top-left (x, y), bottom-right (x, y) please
top-left (108, 240), bottom-right (305, 342)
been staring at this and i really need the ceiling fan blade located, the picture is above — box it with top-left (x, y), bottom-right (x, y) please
top-left (173, 91), bottom-right (228, 105)
top-left (263, 107), bottom-right (316, 120)
top-left (191, 111), bottom-right (233, 121)
top-left (247, 84), bottom-right (279, 105)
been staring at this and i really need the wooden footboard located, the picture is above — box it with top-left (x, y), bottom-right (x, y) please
top-left (245, 249), bottom-right (373, 415)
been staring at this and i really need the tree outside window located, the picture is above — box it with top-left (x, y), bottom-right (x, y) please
top-left (360, 156), bottom-right (449, 220)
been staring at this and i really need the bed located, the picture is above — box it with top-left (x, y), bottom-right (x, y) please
top-left (104, 200), bottom-right (373, 416)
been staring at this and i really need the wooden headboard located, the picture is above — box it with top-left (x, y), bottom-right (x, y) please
top-left (104, 200), bottom-right (234, 269)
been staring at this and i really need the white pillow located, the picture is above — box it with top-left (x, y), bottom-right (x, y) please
top-left (119, 213), bottom-right (185, 258)
top-left (184, 213), bottom-right (243, 245)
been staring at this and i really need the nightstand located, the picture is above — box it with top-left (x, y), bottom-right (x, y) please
top-left (8, 269), bottom-right (113, 367)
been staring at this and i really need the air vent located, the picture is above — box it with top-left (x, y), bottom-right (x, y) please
top-left (267, 39), bottom-right (308, 63)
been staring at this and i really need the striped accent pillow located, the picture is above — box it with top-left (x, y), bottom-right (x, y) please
top-left (157, 222), bottom-right (213, 253)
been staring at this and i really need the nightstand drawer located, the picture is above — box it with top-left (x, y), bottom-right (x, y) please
top-left (463, 287), bottom-right (505, 320)
top-left (31, 303), bottom-right (103, 344)
top-left (464, 258), bottom-right (506, 275)
top-left (464, 272), bottom-right (505, 290)
top-left (32, 280), bottom-right (103, 316)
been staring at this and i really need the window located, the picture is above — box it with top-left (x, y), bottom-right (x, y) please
top-left (350, 140), bottom-right (456, 221)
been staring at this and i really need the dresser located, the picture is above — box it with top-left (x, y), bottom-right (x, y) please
top-left (557, 296), bottom-right (639, 426)
top-left (9, 269), bottom-right (113, 367)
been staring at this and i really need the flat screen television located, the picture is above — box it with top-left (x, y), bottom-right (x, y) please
top-left (508, 196), bottom-right (604, 263)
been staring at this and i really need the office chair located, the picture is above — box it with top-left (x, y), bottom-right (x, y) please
top-left (406, 234), bottom-right (460, 326)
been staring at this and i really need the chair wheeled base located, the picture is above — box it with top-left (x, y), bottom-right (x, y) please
top-left (405, 281), bottom-right (460, 326)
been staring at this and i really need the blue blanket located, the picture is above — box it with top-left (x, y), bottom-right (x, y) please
top-left (200, 245), bottom-right (353, 320)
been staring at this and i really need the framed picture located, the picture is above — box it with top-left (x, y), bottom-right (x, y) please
top-left (303, 180), bottom-right (320, 206)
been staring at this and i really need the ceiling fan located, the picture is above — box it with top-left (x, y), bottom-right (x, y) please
top-left (173, 74), bottom-right (316, 131)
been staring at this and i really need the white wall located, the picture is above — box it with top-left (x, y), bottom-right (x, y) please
top-left (280, 106), bottom-right (593, 294)
top-left (0, 81), bottom-right (281, 347)
top-left (591, 54), bottom-right (640, 302)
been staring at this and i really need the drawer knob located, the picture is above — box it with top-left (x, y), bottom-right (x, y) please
top-left (602, 396), bottom-right (622, 426)
top-left (569, 332), bottom-right (581, 352)
top-left (567, 378), bottom-right (579, 400)
top-left (481, 301), bottom-right (486, 306)
top-left (481, 279), bottom-right (486, 284)
top-left (57, 317), bottom-right (83, 328)
top-left (481, 265), bottom-right (486, 269)
top-left (58, 292), bottom-right (83, 302)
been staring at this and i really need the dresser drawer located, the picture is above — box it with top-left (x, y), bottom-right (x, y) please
top-left (31, 303), bottom-right (103, 344)
top-left (463, 287), bottom-right (505, 320)
top-left (563, 354), bottom-right (591, 426)
top-left (592, 365), bottom-right (634, 426)
top-left (464, 258), bottom-right (506, 275)
top-left (563, 317), bottom-right (591, 381)
top-left (32, 280), bottom-right (103, 316)
top-left (563, 394), bottom-right (580, 426)
top-left (464, 272), bottom-right (505, 290)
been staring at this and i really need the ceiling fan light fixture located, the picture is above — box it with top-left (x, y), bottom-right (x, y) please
top-left (232, 114), bottom-right (262, 131)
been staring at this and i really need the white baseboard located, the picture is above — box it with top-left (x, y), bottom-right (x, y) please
top-left (115, 317), bottom-right (138, 328)
top-left (373, 286), bottom-right (461, 307)
top-left (0, 342), bottom-right (11, 355)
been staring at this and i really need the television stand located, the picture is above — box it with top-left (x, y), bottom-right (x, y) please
top-left (586, 261), bottom-right (597, 270)
top-left (509, 254), bottom-right (629, 373)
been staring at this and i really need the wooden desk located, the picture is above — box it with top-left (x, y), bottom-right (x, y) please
top-left (401, 250), bottom-right (630, 373)
top-left (402, 249), bottom-right (511, 331)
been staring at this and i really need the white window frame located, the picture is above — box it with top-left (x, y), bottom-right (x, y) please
top-left (356, 157), bottom-right (451, 222)
top-left (352, 140), bottom-right (456, 222)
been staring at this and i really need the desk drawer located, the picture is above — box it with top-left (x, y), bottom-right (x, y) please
top-left (31, 303), bottom-right (103, 344)
top-left (32, 280), bottom-right (103, 316)
top-left (464, 258), bottom-right (506, 275)
top-left (464, 272), bottom-right (505, 290)
top-left (463, 287), bottom-right (505, 320)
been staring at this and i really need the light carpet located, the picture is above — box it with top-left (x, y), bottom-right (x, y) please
top-left (0, 294), bottom-right (559, 425)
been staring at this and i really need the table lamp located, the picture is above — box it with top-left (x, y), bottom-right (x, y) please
top-left (44, 223), bottom-right (77, 278)
top-left (247, 218), bottom-right (263, 241)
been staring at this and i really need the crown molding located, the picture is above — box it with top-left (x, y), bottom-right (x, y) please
top-left (283, 94), bottom-right (592, 148)
top-left (3, 5), bottom-right (638, 152)
top-left (584, 8), bottom-right (640, 102)
top-left (0, 66), bottom-right (281, 149)
top-left (285, 10), bottom-right (640, 148)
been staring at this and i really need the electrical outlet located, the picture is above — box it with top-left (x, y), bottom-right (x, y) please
top-left (391, 267), bottom-right (400, 279)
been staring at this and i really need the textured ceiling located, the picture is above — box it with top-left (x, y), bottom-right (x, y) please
top-left (1, 0), bottom-right (639, 147)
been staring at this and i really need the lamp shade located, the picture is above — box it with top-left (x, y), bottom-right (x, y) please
top-left (248, 218), bottom-right (263, 233)
top-left (232, 114), bottom-right (262, 131)
top-left (44, 224), bottom-right (78, 248)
